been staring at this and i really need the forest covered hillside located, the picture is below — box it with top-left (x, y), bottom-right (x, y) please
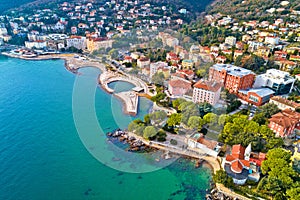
top-left (4, 0), bottom-right (214, 15)
top-left (207, 0), bottom-right (300, 21)
top-left (0, 0), bottom-right (36, 13)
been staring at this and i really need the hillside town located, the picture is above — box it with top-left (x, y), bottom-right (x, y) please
top-left (1, 0), bottom-right (300, 199)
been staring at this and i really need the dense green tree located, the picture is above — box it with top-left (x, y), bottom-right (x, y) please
top-left (218, 115), bottom-right (283, 151)
top-left (252, 112), bottom-right (267, 125)
top-left (212, 170), bottom-right (234, 188)
top-left (172, 98), bottom-right (186, 110)
top-left (260, 103), bottom-right (280, 118)
top-left (226, 100), bottom-right (242, 113)
top-left (203, 113), bottom-right (218, 124)
top-left (128, 119), bottom-right (145, 136)
top-left (259, 148), bottom-right (298, 198)
top-left (167, 113), bottom-right (182, 127)
top-left (218, 114), bottom-right (230, 126)
top-left (149, 111), bottom-right (167, 124)
top-left (187, 116), bottom-right (204, 129)
top-left (143, 126), bottom-right (157, 139)
top-left (181, 103), bottom-right (200, 125)
top-left (108, 49), bottom-right (119, 60)
top-left (287, 186), bottom-right (300, 200)
top-left (235, 54), bottom-right (265, 73)
top-left (151, 92), bottom-right (167, 103)
top-left (243, 121), bottom-right (259, 134)
top-left (144, 114), bottom-right (151, 125)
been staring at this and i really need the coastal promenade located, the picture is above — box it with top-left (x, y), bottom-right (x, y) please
top-left (126, 131), bottom-right (251, 200)
top-left (1, 52), bottom-right (107, 72)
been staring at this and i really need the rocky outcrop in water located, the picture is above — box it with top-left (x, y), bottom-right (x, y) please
top-left (206, 188), bottom-right (241, 200)
top-left (106, 129), bottom-right (151, 152)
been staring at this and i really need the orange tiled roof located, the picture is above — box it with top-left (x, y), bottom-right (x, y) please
top-left (231, 160), bottom-right (243, 173)
top-left (193, 80), bottom-right (222, 92)
top-left (240, 159), bottom-right (250, 168)
top-left (168, 79), bottom-right (191, 89)
top-left (197, 137), bottom-right (218, 150)
top-left (225, 155), bottom-right (236, 162)
top-left (177, 69), bottom-right (194, 76)
top-left (271, 96), bottom-right (300, 109)
top-left (231, 144), bottom-right (245, 160)
top-left (269, 109), bottom-right (300, 129)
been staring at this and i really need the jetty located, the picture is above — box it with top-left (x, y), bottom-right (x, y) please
top-left (99, 71), bottom-right (149, 115)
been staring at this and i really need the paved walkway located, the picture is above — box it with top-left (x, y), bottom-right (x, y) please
top-left (216, 183), bottom-right (252, 200)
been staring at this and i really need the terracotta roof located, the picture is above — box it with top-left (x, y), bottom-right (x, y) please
top-left (168, 52), bottom-right (177, 57)
top-left (225, 155), bottom-right (236, 162)
top-left (290, 55), bottom-right (300, 59)
top-left (231, 160), bottom-right (243, 173)
top-left (216, 55), bottom-right (226, 60)
top-left (70, 35), bottom-right (82, 39)
top-left (269, 109), bottom-right (300, 129)
top-left (231, 144), bottom-right (245, 160)
top-left (234, 50), bottom-right (243, 54)
top-left (271, 96), bottom-right (300, 109)
top-left (168, 79), bottom-right (191, 89)
top-left (177, 69), bottom-right (194, 76)
top-left (240, 160), bottom-right (250, 168)
top-left (124, 56), bottom-right (132, 60)
top-left (197, 137), bottom-right (218, 150)
top-left (275, 50), bottom-right (287, 55)
top-left (90, 37), bottom-right (108, 42)
top-left (172, 73), bottom-right (186, 79)
top-left (193, 80), bottom-right (222, 92)
top-left (138, 57), bottom-right (150, 62)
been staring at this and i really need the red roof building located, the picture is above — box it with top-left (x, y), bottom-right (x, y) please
top-left (223, 144), bottom-right (265, 185)
top-left (269, 109), bottom-right (300, 137)
top-left (177, 69), bottom-right (195, 80)
top-left (209, 64), bottom-right (255, 94)
top-left (192, 80), bottom-right (222, 106)
top-left (216, 55), bottom-right (227, 64)
top-left (168, 79), bottom-right (192, 97)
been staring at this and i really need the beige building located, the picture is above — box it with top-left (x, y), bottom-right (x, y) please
top-left (87, 37), bottom-right (113, 52)
top-left (192, 80), bottom-right (222, 106)
top-left (269, 96), bottom-right (300, 111)
top-left (137, 57), bottom-right (151, 68)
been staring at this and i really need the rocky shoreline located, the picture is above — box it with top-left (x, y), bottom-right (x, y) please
top-left (206, 187), bottom-right (242, 200)
top-left (106, 129), bottom-right (153, 152)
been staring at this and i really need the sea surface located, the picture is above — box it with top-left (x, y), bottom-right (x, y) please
top-left (0, 56), bottom-right (211, 200)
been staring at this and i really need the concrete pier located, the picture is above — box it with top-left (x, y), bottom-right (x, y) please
top-left (114, 91), bottom-right (138, 115)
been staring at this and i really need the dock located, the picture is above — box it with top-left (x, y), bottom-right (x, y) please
top-left (114, 91), bottom-right (139, 115)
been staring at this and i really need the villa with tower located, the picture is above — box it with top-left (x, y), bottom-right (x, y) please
top-left (222, 144), bottom-right (266, 185)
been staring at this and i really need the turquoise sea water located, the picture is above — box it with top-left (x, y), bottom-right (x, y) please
top-left (0, 56), bottom-right (211, 200)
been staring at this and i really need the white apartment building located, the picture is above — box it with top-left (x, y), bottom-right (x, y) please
top-left (25, 40), bottom-right (47, 49)
top-left (192, 80), bottom-right (222, 106)
top-left (253, 69), bottom-right (295, 95)
top-left (225, 36), bottom-right (237, 46)
top-left (0, 27), bottom-right (8, 36)
top-left (265, 36), bottom-right (279, 45)
top-left (66, 36), bottom-right (87, 50)
top-left (149, 61), bottom-right (168, 77)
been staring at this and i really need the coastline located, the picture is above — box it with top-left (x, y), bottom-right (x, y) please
top-left (1, 51), bottom-right (250, 200)
top-left (2, 51), bottom-right (220, 171)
